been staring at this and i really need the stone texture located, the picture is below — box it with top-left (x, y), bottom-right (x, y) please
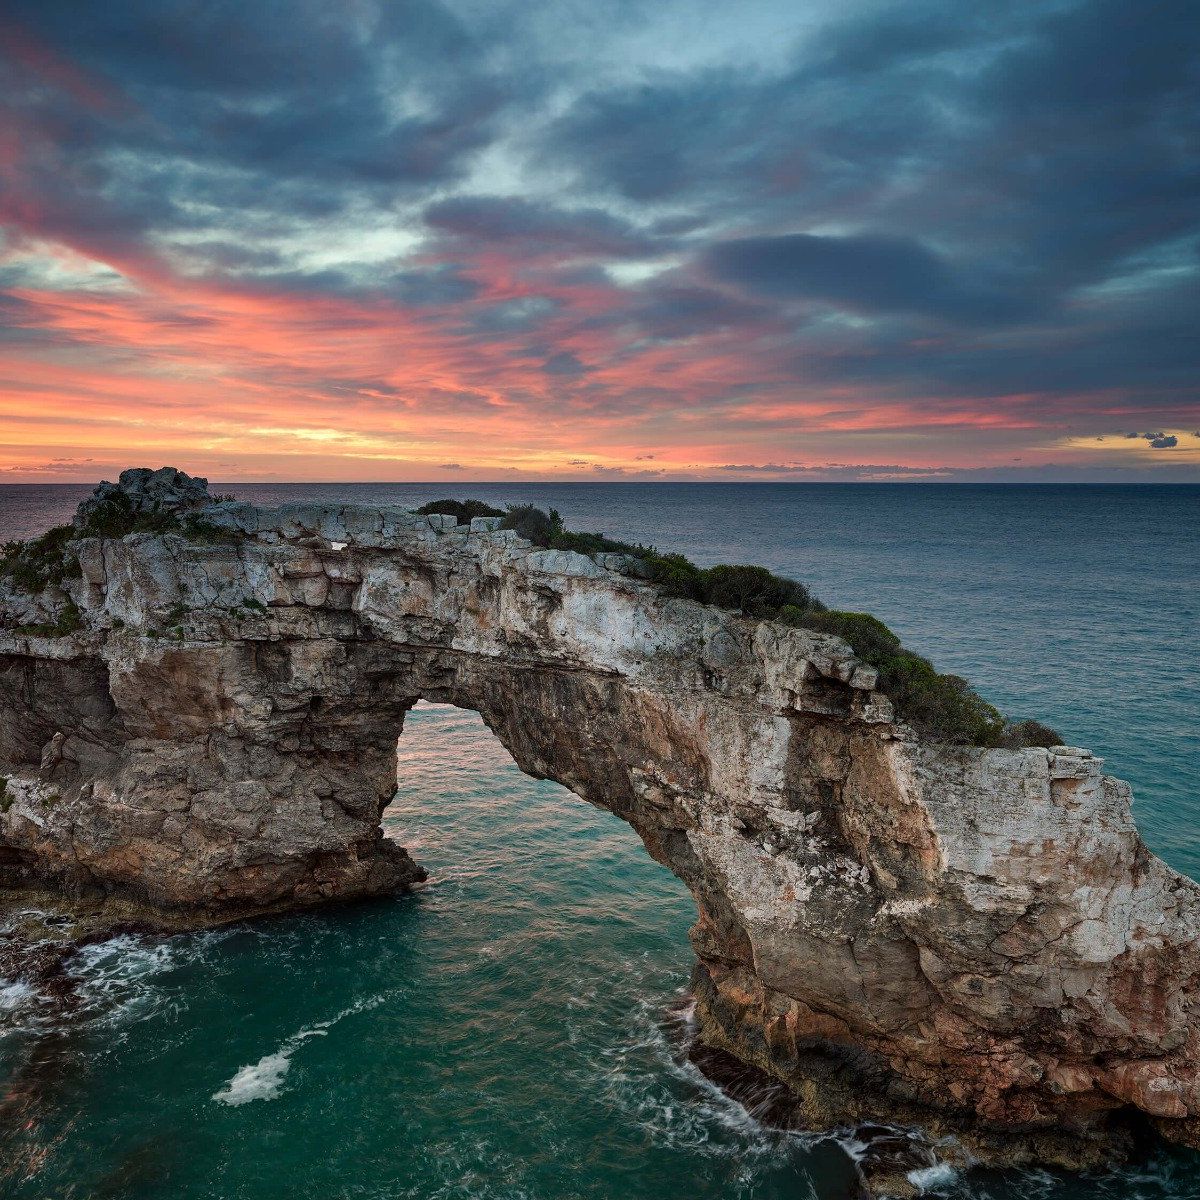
top-left (1, 468), bottom-right (1198, 1162)
top-left (74, 466), bottom-right (211, 529)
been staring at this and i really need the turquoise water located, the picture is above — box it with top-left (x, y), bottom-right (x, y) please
top-left (1, 483), bottom-right (1198, 1198)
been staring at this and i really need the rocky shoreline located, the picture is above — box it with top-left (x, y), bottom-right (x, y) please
top-left (3, 467), bottom-right (1199, 1184)
top-left (0, 890), bottom-right (1175, 1200)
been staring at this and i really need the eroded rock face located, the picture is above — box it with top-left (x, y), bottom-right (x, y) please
top-left (1, 470), bottom-right (1197, 1160)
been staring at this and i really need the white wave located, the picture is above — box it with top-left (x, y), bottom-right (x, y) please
top-left (70, 933), bottom-right (177, 989)
top-left (584, 982), bottom-right (804, 1169)
top-left (0, 978), bottom-right (35, 1012)
top-left (907, 1162), bottom-right (958, 1192)
top-left (212, 1046), bottom-right (305, 1106)
top-left (65, 934), bottom-right (181, 1032)
top-left (213, 995), bottom-right (383, 1107)
top-left (48, 927), bottom-right (240, 1043)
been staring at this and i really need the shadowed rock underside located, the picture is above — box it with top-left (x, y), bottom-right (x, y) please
top-left (2, 468), bottom-right (1197, 1173)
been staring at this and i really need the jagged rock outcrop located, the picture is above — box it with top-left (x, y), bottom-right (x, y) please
top-left (73, 465), bottom-right (212, 529)
top-left (2, 469), bottom-right (1198, 1167)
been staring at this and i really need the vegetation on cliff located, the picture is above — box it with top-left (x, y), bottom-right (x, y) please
top-left (73, 489), bottom-right (241, 545)
top-left (0, 524), bottom-right (80, 591)
top-left (3, 484), bottom-right (1061, 748)
top-left (422, 498), bottom-right (1061, 749)
top-left (416, 498), bottom-right (505, 521)
top-left (1, 494), bottom-right (242, 595)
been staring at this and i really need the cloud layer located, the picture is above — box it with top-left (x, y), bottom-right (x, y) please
top-left (1, 0), bottom-right (1197, 480)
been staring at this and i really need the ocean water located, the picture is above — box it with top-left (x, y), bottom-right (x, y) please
top-left (0, 482), bottom-right (1197, 1199)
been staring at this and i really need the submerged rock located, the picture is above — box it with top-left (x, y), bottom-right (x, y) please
top-left (1, 467), bottom-right (1198, 1171)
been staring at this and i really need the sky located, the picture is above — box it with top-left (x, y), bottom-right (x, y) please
top-left (1, 0), bottom-right (1198, 483)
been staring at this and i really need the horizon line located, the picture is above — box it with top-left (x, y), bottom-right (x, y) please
top-left (5, 478), bottom-right (1199, 488)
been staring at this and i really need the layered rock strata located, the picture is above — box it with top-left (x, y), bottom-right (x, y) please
top-left (1, 469), bottom-right (1197, 1162)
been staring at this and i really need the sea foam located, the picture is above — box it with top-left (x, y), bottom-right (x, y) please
top-left (212, 995), bottom-right (382, 1107)
top-left (0, 978), bottom-right (35, 1012)
top-left (212, 1046), bottom-right (304, 1106)
top-left (907, 1162), bottom-right (959, 1191)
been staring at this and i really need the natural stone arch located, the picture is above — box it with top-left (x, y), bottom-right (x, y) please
top-left (2, 467), bottom-right (1199, 1169)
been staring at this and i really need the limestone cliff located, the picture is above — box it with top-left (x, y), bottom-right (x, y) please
top-left (2, 468), bottom-right (1197, 1165)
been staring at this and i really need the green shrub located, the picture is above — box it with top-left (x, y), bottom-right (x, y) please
top-left (78, 491), bottom-right (179, 538)
top-left (500, 504), bottom-right (560, 547)
top-left (480, 505), bottom-right (816, 619)
top-left (55, 598), bottom-right (82, 635)
top-left (180, 515), bottom-right (242, 544)
top-left (0, 778), bottom-right (11, 814)
top-left (416, 498), bottom-right (506, 522)
top-left (0, 524), bottom-right (78, 590)
top-left (636, 552), bottom-right (704, 600)
top-left (2, 498), bottom-right (240, 594)
top-left (483, 501), bottom-right (657, 564)
top-left (705, 564), bottom-right (818, 617)
top-left (877, 654), bottom-right (1006, 746)
top-left (16, 599), bottom-right (83, 638)
top-left (74, 493), bottom-right (241, 545)
top-left (1000, 719), bottom-right (1062, 749)
top-left (777, 607), bottom-right (1056, 747)
top-left (781, 609), bottom-right (900, 660)
top-left (550, 528), bottom-right (650, 557)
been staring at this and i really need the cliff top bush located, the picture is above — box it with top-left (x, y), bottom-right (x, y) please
top-left (78, 491), bottom-right (180, 538)
top-left (781, 608), bottom-right (1007, 745)
top-left (1, 524), bottom-right (80, 590)
top-left (1, 495), bottom-right (240, 595)
top-left (450, 499), bottom-right (1060, 749)
top-left (499, 503), bottom-right (560, 546)
top-left (416, 498), bottom-right (505, 521)
top-left (73, 490), bottom-right (239, 544)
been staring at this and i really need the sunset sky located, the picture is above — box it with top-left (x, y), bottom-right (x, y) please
top-left (2, 0), bottom-right (1198, 483)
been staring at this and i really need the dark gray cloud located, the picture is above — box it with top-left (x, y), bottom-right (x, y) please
top-left (1, 0), bottom-right (535, 277)
top-left (737, 255), bottom-right (1200, 415)
top-left (535, 0), bottom-right (1199, 404)
top-left (424, 196), bottom-right (661, 260)
top-left (620, 284), bottom-right (770, 340)
top-left (703, 233), bottom-right (1029, 324)
top-left (386, 268), bottom-right (481, 307)
top-left (542, 350), bottom-right (587, 377)
top-left (1124, 430), bottom-right (1186, 450)
top-left (8, 0), bottom-right (510, 188)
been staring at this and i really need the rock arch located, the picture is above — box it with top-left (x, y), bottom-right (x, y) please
top-left (2, 468), bottom-right (1199, 1164)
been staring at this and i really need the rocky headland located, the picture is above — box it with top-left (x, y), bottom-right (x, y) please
top-left (2, 468), bottom-right (1197, 1190)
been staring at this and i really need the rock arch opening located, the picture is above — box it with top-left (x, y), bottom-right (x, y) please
top-left (383, 699), bottom-right (695, 954)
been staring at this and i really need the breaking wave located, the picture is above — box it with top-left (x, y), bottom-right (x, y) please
top-left (212, 995), bottom-right (385, 1107)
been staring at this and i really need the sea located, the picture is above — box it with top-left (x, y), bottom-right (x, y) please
top-left (1, 482), bottom-right (1197, 1200)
